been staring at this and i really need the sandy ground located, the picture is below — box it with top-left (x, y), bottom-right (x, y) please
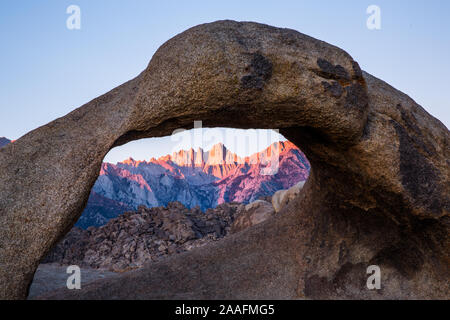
top-left (28, 263), bottom-right (118, 299)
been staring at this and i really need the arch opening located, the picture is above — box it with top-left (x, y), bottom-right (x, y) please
top-left (37, 127), bottom-right (310, 280)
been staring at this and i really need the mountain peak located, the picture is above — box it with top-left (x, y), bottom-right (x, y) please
top-left (0, 137), bottom-right (11, 149)
top-left (205, 142), bottom-right (229, 165)
top-left (211, 142), bottom-right (225, 148)
top-left (123, 157), bottom-right (135, 164)
top-left (116, 140), bottom-right (297, 170)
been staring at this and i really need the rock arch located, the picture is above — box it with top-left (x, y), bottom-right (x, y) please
top-left (0, 20), bottom-right (448, 299)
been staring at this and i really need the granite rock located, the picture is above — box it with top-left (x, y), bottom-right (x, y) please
top-left (0, 20), bottom-right (448, 299)
top-left (230, 200), bottom-right (275, 233)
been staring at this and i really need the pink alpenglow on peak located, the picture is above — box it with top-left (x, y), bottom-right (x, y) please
top-left (77, 141), bottom-right (310, 228)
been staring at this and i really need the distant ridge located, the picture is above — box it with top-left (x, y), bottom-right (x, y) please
top-left (0, 137), bottom-right (11, 149)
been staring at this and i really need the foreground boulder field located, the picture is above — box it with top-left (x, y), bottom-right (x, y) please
top-left (0, 20), bottom-right (448, 299)
top-left (40, 182), bottom-right (299, 275)
top-left (43, 202), bottom-right (242, 272)
top-left (33, 194), bottom-right (291, 297)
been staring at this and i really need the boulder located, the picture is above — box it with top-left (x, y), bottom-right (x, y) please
top-left (0, 20), bottom-right (448, 299)
top-left (272, 181), bottom-right (305, 213)
top-left (230, 200), bottom-right (275, 233)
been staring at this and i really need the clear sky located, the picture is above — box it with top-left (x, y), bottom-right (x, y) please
top-left (1, 1), bottom-right (449, 163)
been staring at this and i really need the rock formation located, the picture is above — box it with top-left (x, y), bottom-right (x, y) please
top-left (272, 181), bottom-right (305, 213)
top-left (42, 196), bottom-right (299, 272)
top-left (0, 20), bottom-right (448, 299)
top-left (43, 202), bottom-right (242, 272)
top-left (230, 200), bottom-right (275, 234)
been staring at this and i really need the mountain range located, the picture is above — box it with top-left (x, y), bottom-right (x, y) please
top-left (0, 138), bottom-right (310, 228)
top-left (81, 141), bottom-right (309, 228)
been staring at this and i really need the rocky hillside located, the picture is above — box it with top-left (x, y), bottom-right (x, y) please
top-left (43, 181), bottom-right (303, 273)
top-left (80, 140), bottom-right (309, 228)
top-left (44, 202), bottom-right (243, 271)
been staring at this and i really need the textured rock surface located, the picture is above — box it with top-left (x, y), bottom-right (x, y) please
top-left (43, 202), bottom-right (241, 271)
top-left (272, 181), bottom-right (305, 213)
top-left (230, 200), bottom-right (275, 233)
top-left (0, 20), bottom-right (448, 299)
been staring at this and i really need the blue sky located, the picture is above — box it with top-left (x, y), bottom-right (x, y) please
top-left (1, 1), bottom-right (449, 163)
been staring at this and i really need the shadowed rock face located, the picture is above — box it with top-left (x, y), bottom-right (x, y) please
top-left (0, 20), bottom-right (448, 300)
